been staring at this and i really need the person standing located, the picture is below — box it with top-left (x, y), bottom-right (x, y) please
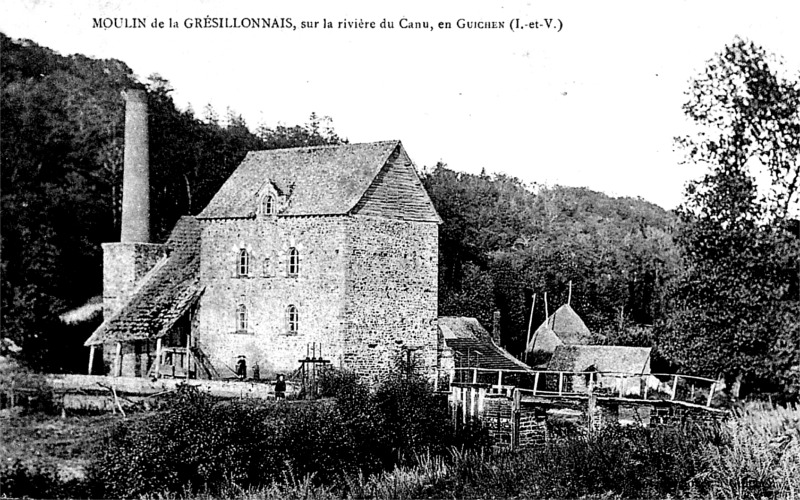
top-left (235, 356), bottom-right (247, 380)
top-left (275, 374), bottom-right (286, 399)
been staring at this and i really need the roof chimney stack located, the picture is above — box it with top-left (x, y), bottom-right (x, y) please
top-left (120, 89), bottom-right (150, 243)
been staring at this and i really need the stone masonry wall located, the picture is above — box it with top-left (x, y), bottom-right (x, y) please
top-left (343, 215), bottom-right (438, 384)
top-left (102, 242), bottom-right (167, 318)
top-left (196, 215), bottom-right (348, 379)
top-left (517, 406), bottom-right (548, 447)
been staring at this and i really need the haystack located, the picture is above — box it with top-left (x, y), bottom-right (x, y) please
top-left (526, 303), bottom-right (592, 356)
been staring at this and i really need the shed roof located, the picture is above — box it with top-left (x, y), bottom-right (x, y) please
top-left (439, 316), bottom-right (532, 372)
top-left (197, 141), bottom-right (439, 221)
top-left (85, 217), bottom-right (203, 346)
top-left (547, 345), bottom-right (652, 374)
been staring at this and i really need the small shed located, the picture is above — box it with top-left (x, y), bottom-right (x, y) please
top-left (438, 316), bottom-right (532, 386)
top-left (547, 345), bottom-right (652, 395)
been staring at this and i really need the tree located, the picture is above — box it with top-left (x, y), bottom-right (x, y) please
top-left (422, 164), bottom-right (681, 353)
top-left (658, 38), bottom-right (800, 399)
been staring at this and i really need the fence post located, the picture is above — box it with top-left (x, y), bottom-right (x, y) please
top-left (671, 375), bottom-right (679, 401)
top-left (512, 388), bottom-right (521, 450)
top-left (462, 386), bottom-right (468, 424)
top-left (558, 372), bottom-right (564, 396)
top-left (533, 372), bottom-right (539, 395)
top-left (472, 368), bottom-right (478, 384)
top-left (706, 382), bottom-right (716, 407)
top-left (497, 370), bottom-right (503, 387)
top-left (587, 393), bottom-right (597, 432)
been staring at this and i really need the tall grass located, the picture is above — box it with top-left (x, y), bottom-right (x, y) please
top-left (701, 405), bottom-right (800, 500)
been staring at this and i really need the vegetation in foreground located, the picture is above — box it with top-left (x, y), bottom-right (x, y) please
top-left (2, 371), bottom-right (800, 500)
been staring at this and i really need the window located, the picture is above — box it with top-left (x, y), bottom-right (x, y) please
top-left (287, 247), bottom-right (299, 276)
top-left (260, 195), bottom-right (274, 215)
top-left (263, 257), bottom-right (272, 277)
top-left (236, 304), bottom-right (248, 332)
top-left (286, 305), bottom-right (298, 334)
top-left (238, 248), bottom-right (250, 277)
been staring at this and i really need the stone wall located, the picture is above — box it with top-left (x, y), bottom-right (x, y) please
top-left (483, 394), bottom-right (514, 448)
top-left (102, 242), bottom-right (166, 317)
top-left (343, 215), bottom-right (438, 384)
top-left (517, 407), bottom-right (548, 447)
top-left (196, 215), bottom-right (348, 379)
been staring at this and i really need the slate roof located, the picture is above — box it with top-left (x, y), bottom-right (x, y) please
top-left (85, 217), bottom-right (203, 346)
top-left (197, 141), bottom-right (439, 221)
top-left (547, 345), bottom-right (652, 374)
top-left (527, 304), bottom-right (593, 353)
top-left (439, 317), bottom-right (532, 372)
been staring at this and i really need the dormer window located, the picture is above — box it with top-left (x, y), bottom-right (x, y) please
top-left (238, 248), bottom-right (250, 277)
top-left (260, 195), bottom-right (275, 215)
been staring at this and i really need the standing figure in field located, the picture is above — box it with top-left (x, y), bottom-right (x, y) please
top-left (275, 374), bottom-right (286, 399)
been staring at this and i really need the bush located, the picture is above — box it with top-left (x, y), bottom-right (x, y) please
top-left (0, 460), bottom-right (88, 499)
top-left (89, 375), bottom-right (488, 498)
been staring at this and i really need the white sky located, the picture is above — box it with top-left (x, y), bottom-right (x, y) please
top-left (2, 0), bottom-right (799, 210)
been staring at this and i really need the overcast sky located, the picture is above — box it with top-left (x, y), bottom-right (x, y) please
top-left (3, 0), bottom-right (799, 210)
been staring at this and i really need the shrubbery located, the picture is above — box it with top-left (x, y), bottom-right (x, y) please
top-left (88, 372), bottom-right (487, 498)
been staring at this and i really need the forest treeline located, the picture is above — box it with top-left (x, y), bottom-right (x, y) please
top-left (2, 34), bottom-right (798, 398)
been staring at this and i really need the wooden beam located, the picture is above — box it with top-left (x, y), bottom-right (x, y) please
top-left (185, 333), bottom-right (191, 381)
top-left (155, 338), bottom-right (162, 380)
top-left (706, 382), bottom-right (716, 407)
top-left (88, 345), bottom-right (96, 375)
top-left (671, 375), bottom-right (679, 401)
top-left (470, 387), bottom-right (477, 419)
top-left (558, 372), bottom-right (564, 395)
top-left (497, 370), bottom-right (503, 387)
top-left (524, 294), bottom-right (536, 362)
top-left (114, 342), bottom-right (122, 377)
top-left (472, 368), bottom-right (478, 384)
top-left (533, 372), bottom-right (540, 395)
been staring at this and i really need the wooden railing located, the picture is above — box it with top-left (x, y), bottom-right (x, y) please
top-left (450, 367), bottom-right (720, 408)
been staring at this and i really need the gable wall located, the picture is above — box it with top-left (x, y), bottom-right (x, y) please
top-left (196, 215), bottom-right (348, 378)
top-left (343, 215), bottom-right (439, 384)
top-left (102, 242), bottom-right (167, 319)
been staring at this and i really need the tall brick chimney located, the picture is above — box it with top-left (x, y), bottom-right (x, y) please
top-left (120, 89), bottom-right (150, 242)
top-left (102, 89), bottom-right (165, 319)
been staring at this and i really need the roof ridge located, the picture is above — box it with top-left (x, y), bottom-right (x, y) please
top-left (247, 140), bottom-right (400, 155)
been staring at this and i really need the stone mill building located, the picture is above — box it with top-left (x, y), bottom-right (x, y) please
top-left (85, 89), bottom-right (442, 384)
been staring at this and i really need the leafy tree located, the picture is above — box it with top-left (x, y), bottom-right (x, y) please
top-left (658, 38), bottom-right (800, 398)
